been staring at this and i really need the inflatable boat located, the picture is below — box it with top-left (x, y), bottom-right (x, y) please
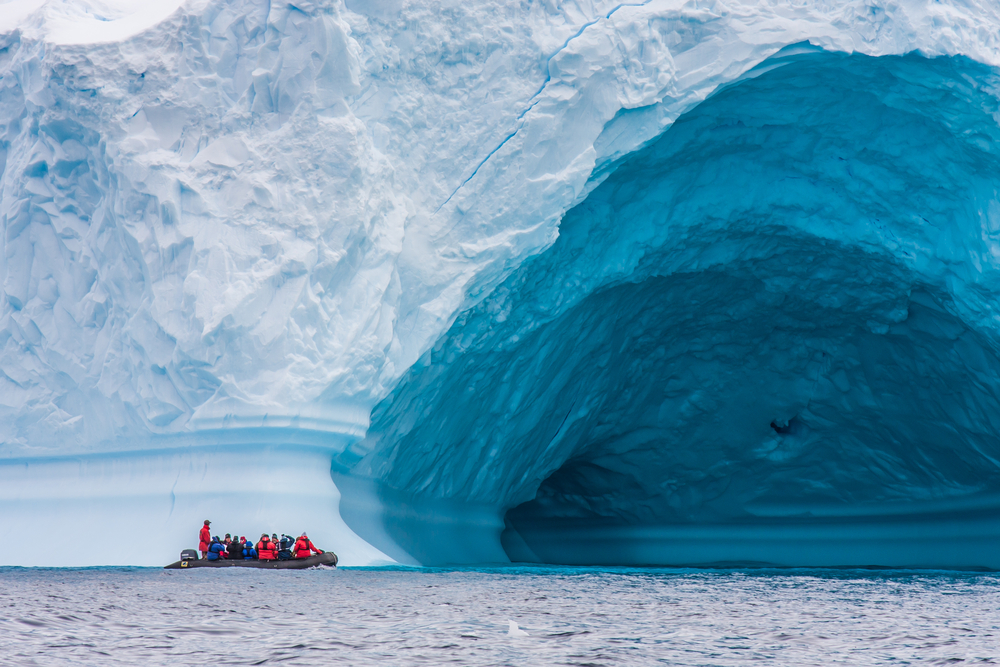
top-left (164, 549), bottom-right (337, 569)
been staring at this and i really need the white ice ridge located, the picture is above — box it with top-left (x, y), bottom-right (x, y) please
top-left (1, 0), bottom-right (999, 451)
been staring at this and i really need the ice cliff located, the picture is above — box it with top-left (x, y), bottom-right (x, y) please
top-left (2, 0), bottom-right (1000, 567)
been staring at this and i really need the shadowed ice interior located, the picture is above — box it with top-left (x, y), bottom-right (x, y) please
top-left (341, 48), bottom-right (1000, 567)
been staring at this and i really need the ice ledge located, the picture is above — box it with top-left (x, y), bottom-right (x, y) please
top-left (504, 516), bottom-right (1000, 570)
top-left (0, 437), bottom-right (394, 567)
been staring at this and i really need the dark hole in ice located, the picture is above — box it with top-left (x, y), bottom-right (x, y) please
top-left (770, 419), bottom-right (793, 434)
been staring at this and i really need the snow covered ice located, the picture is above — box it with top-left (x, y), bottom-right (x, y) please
top-left (2, 0), bottom-right (1000, 567)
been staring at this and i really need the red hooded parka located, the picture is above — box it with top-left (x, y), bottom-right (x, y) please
top-left (294, 536), bottom-right (321, 558)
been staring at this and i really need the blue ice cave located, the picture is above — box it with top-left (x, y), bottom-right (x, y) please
top-left (343, 49), bottom-right (1000, 567)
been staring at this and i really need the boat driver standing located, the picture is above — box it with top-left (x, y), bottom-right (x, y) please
top-left (199, 520), bottom-right (212, 559)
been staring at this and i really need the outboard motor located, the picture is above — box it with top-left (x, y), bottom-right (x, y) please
top-left (180, 549), bottom-right (198, 562)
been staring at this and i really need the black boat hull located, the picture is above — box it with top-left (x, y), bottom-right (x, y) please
top-left (164, 552), bottom-right (338, 569)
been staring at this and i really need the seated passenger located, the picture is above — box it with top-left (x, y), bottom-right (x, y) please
top-left (227, 540), bottom-right (242, 559)
top-left (278, 534), bottom-right (294, 560)
top-left (293, 533), bottom-right (322, 559)
top-left (207, 537), bottom-right (226, 561)
top-left (242, 541), bottom-right (257, 560)
top-left (257, 534), bottom-right (277, 561)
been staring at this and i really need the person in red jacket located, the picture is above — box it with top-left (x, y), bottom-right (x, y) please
top-left (293, 533), bottom-right (322, 558)
top-left (257, 533), bottom-right (277, 560)
top-left (199, 520), bottom-right (212, 559)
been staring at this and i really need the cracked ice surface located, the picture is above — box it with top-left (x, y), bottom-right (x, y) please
top-left (1, 0), bottom-right (1000, 565)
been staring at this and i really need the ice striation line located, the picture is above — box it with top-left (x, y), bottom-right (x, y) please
top-left (436, 1), bottom-right (653, 213)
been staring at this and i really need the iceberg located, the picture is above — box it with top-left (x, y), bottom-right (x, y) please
top-left (1, 0), bottom-right (1000, 567)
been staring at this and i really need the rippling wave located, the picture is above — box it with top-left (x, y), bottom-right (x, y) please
top-left (1, 567), bottom-right (997, 665)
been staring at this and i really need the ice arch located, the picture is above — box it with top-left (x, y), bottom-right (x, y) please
top-left (345, 49), bottom-right (1000, 567)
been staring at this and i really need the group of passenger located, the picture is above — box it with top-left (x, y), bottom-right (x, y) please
top-left (197, 520), bottom-right (323, 561)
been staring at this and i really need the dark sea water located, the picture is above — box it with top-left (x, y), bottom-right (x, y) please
top-left (1, 566), bottom-right (997, 666)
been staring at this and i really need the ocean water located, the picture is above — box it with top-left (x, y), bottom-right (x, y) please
top-left (1, 566), bottom-right (997, 666)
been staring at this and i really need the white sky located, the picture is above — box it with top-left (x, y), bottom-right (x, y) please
top-left (0, 0), bottom-right (187, 44)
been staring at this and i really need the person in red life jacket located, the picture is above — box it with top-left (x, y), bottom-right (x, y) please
top-left (199, 520), bottom-right (212, 559)
top-left (257, 534), bottom-right (277, 561)
top-left (293, 533), bottom-right (323, 559)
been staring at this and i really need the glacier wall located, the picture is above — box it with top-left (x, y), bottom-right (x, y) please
top-left (2, 0), bottom-right (1000, 566)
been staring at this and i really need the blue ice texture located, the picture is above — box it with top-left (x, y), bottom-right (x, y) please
top-left (353, 50), bottom-right (1000, 569)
